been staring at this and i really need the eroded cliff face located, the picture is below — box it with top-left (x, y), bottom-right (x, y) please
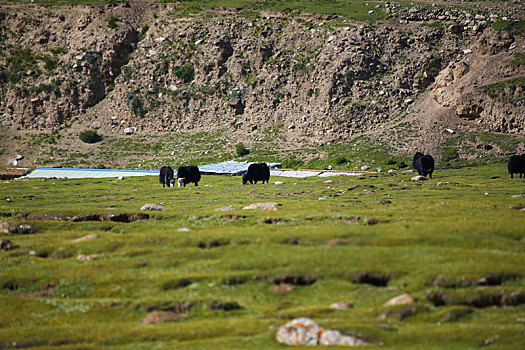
top-left (0, 2), bottom-right (524, 166)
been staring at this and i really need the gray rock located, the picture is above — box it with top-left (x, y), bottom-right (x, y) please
top-left (8, 224), bottom-right (35, 234)
top-left (2, 121), bottom-right (12, 127)
top-left (276, 318), bottom-right (367, 346)
top-left (140, 203), bottom-right (165, 210)
top-left (411, 175), bottom-right (427, 181)
top-left (91, 122), bottom-right (102, 129)
top-left (124, 127), bottom-right (134, 135)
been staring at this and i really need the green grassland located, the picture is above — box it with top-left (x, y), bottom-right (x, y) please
top-left (1, 163), bottom-right (524, 349)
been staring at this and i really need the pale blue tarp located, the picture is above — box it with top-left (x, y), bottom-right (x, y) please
top-left (22, 162), bottom-right (368, 179)
top-left (271, 169), bottom-right (368, 178)
top-left (23, 167), bottom-right (158, 179)
top-left (198, 160), bottom-right (282, 175)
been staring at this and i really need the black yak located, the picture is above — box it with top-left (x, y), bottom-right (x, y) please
top-left (177, 166), bottom-right (201, 187)
top-left (412, 152), bottom-right (435, 178)
top-left (159, 166), bottom-right (175, 187)
top-left (508, 155), bottom-right (525, 179)
top-left (242, 163), bottom-right (270, 184)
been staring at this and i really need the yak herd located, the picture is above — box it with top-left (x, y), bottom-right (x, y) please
top-left (159, 153), bottom-right (524, 188)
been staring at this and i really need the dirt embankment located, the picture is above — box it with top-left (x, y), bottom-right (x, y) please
top-left (0, 1), bottom-right (524, 167)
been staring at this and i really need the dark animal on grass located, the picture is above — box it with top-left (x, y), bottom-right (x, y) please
top-left (177, 165), bottom-right (201, 187)
top-left (412, 152), bottom-right (435, 178)
top-left (242, 163), bottom-right (270, 185)
top-left (159, 166), bottom-right (175, 187)
top-left (508, 155), bottom-right (525, 179)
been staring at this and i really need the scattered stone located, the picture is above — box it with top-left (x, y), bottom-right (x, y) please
top-left (77, 253), bottom-right (102, 261)
top-left (242, 202), bottom-right (281, 211)
top-left (0, 221), bottom-right (11, 233)
top-left (141, 311), bottom-right (186, 324)
top-left (72, 234), bottom-right (98, 243)
top-left (274, 181), bottom-right (285, 185)
top-left (276, 318), bottom-right (368, 346)
top-left (361, 165), bottom-right (370, 170)
top-left (91, 122), bottom-right (102, 129)
top-left (339, 216), bottom-right (360, 223)
top-left (214, 205), bottom-right (237, 211)
top-left (445, 128), bottom-right (455, 134)
top-left (8, 224), bottom-right (35, 234)
top-left (384, 294), bottom-right (414, 306)
top-left (270, 283), bottom-right (296, 294)
top-left (117, 176), bottom-right (124, 180)
top-left (411, 175), bottom-right (427, 181)
top-left (403, 170), bottom-right (414, 174)
top-left (124, 127), bottom-right (134, 135)
top-left (387, 169), bottom-right (396, 174)
top-left (276, 318), bottom-right (320, 345)
top-left (178, 227), bottom-right (190, 232)
top-left (140, 203), bottom-right (164, 210)
top-left (511, 195), bottom-right (523, 198)
top-left (481, 335), bottom-right (499, 347)
top-left (2, 121), bottom-right (12, 127)
top-left (15, 154), bottom-right (23, 161)
top-left (0, 239), bottom-right (19, 251)
top-left (380, 200), bottom-right (392, 205)
top-left (207, 300), bottom-right (242, 311)
top-left (330, 301), bottom-right (353, 310)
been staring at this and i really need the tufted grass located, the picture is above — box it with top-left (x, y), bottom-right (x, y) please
top-left (0, 163), bottom-right (524, 349)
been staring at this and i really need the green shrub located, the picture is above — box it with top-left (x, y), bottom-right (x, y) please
top-left (398, 161), bottom-right (408, 169)
top-left (235, 143), bottom-right (250, 157)
top-left (79, 130), bottom-right (102, 144)
top-left (173, 64), bottom-right (195, 83)
top-left (107, 15), bottom-right (119, 29)
top-left (42, 56), bottom-right (58, 71)
top-left (333, 156), bottom-right (348, 165)
top-left (127, 93), bottom-right (145, 116)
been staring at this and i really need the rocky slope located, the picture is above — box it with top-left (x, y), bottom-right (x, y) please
top-left (1, 1), bottom-right (524, 167)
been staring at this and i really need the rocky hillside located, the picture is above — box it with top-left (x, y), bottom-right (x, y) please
top-left (1, 0), bottom-right (524, 168)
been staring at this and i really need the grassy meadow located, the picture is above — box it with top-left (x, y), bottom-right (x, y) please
top-left (1, 162), bottom-right (524, 349)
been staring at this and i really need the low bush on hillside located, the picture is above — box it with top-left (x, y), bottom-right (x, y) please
top-left (235, 143), bottom-right (250, 157)
top-left (79, 130), bottom-right (102, 144)
top-left (173, 64), bottom-right (195, 83)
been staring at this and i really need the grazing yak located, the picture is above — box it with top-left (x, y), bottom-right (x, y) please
top-left (508, 154), bottom-right (525, 178)
top-left (177, 165), bottom-right (201, 187)
top-left (159, 166), bottom-right (175, 187)
top-left (412, 152), bottom-right (435, 178)
top-left (242, 163), bottom-right (270, 184)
